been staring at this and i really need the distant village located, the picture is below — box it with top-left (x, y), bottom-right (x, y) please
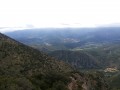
top-left (104, 67), bottom-right (119, 72)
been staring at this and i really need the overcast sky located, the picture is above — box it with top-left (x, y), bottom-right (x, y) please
top-left (0, 0), bottom-right (120, 32)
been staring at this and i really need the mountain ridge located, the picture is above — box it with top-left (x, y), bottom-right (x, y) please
top-left (0, 33), bottom-right (109, 90)
top-left (49, 50), bottom-right (100, 69)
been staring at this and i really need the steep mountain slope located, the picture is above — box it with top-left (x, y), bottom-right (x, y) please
top-left (0, 32), bottom-right (73, 90)
top-left (49, 50), bottom-right (99, 69)
top-left (84, 43), bottom-right (120, 68)
top-left (0, 33), bottom-right (72, 75)
top-left (0, 33), bottom-right (108, 90)
top-left (0, 33), bottom-right (109, 90)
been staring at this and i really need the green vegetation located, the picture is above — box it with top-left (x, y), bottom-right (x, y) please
top-left (0, 33), bottom-right (72, 90)
top-left (4, 28), bottom-right (120, 90)
top-left (49, 50), bottom-right (99, 69)
top-left (30, 72), bottom-right (70, 90)
top-left (0, 33), bottom-right (109, 90)
top-left (83, 43), bottom-right (120, 68)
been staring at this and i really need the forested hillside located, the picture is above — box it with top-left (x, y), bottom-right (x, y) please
top-left (0, 33), bottom-right (109, 90)
top-left (49, 50), bottom-right (99, 69)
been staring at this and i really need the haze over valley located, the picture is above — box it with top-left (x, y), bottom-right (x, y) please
top-left (2, 27), bottom-right (120, 90)
top-left (1, 0), bottom-right (120, 90)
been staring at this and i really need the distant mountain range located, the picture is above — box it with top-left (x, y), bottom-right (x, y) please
top-left (5, 27), bottom-right (120, 69)
top-left (5, 27), bottom-right (120, 46)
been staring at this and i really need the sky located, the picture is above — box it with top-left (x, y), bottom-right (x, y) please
top-left (0, 0), bottom-right (120, 32)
